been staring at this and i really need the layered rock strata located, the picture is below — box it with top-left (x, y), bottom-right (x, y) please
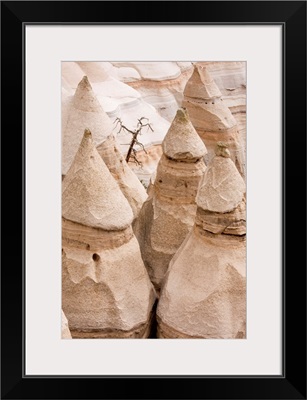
top-left (115, 62), bottom-right (194, 121)
top-left (62, 75), bottom-right (147, 218)
top-left (62, 130), bottom-right (156, 338)
top-left (134, 108), bottom-right (207, 292)
top-left (197, 62), bottom-right (246, 160)
top-left (157, 142), bottom-right (246, 338)
top-left (183, 65), bottom-right (245, 178)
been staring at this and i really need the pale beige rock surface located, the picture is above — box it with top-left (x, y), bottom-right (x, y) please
top-left (62, 130), bottom-right (133, 231)
top-left (96, 134), bottom-right (148, 219)
top-left (162, 108), bottom-right (206, 161)
top-left (157, 143), bottom-right (246, 338)
top-left (196, 143), bottom-right (245, 213)
top-left (183, 65), bottom-right (245, 178)
top-left (62, 131), bottom-right (156, 338)
top-left (62, 76), bottom-right (114, 175)
top-left (197, 62), bottom-right (247, 174)
top-left (116, 62), bottom-right (193, 121)
top-left (62, 75), bottom-right (147, 217)
top-left (61, 310), bottom-right (72, 339)
top-left (184, 64), bottom-right (222, 100)
top-left (62, 62), bottom-right (246, 185)
top-left (69, 64), bottom-right (171, 185)
top-left (134, 109), bottom-right (207, 291)
top-left (62, 62), bottom-right (85, 90)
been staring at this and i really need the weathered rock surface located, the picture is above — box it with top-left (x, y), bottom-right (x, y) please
top-left (62, 130), bottom-right (156, 338)
top-left (197, 62), bottom-right (246, 159)
top-left (62, 62), bottom-right (85, 91)
top-left (134, 109), bottom-right (207, 292)
top-left (116, 62), bottom-right (194, 121)
top-left (62, 75), bottom-right (147, 218)
top-left (157, 142), bottom-right (246, 338)
top-left (183, 65), bottom-right (245, 178)
top-left (96, 134), bottom-right (148, 219)
top-left (62, 75), bottom-right (114, 176)
top-left (61, 310), bottom-right (72, 339)
top-left (69, 64), bottom-right (170, 185)
top-left (62, 62), bottom-right (246, 185)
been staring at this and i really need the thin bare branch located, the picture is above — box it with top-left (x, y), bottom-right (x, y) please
top-left (114, 117), bottom-right (154, 165)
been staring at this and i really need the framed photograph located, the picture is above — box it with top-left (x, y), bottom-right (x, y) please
top-left (1, 1), bottom-right (306, 399)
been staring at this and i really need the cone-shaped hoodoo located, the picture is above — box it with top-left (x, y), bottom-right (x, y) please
top-left (183, 65), bottom-right (245, 178)
top-left (96, 134), bottom-right (148, 219)
top-left (62, 130), bottom-right (156, 338)
top-left (62, 76), bottom-right (113, 175)
top-left (62, 76), bottom-right (148, 218)
top-left (134, 108), bottom-right (207, 292)
top-left (157, 142), bottom-right (246, 338)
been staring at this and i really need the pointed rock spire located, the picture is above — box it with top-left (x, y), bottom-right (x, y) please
top-left (62, 76), bottom-right (147, 219)
top-left (73, 76), bottom-right (103, 112)
top-left (62, 76), bottom-right (113, 175)
top-left (196, 142), bottom-right (245, 213)
top-left (62, 129), bottom-right (133, 230)
top-left (62, 130), bottom-right (156, 338)
top-left (184, 64), bottom-right (222, 100)
top-left (162, 108), bottom-right (207, 161)
top-left (183, 65), bottom-right (245, 178)
top-left (96, 135), bottom-right (148, 219)
top-left (134, 109), bottom-right (207, 292)
top-left (157, 143), bottom-right (246, 338)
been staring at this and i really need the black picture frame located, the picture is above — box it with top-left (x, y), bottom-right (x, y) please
top-left (1, 1), bottom-right (306, 399)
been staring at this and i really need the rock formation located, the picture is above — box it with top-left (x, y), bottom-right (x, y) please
top-left (62, 62), bottom-right (85, 91)
top-left (183, 64), bottom-right (245, 178)
top-left (62, 130), bottom-right (156, 338)
top-left (134, 108), bottom-right (207, 292)
top-left (62, 75), bottom-right (114, 175)
top-left (61, 310), bottom-right (72, 339)
top-left (62, 75), bottom-right (147, 218)
top-left (197, 62), bottom-right (247, 163)
top-left (114, 62), bottom-right (193, 121)
top-left (96, 134), bottom-right (148, 219)
top-left (157, 142), bottom-right (246, 338)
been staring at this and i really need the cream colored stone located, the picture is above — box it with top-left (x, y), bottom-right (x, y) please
top-left (61, 310), bottom-right (72, 339)
top-left (62, 130), bottom-right (133, 230)
top-left (162, 108), bottom-right (207, 161)
top-left (134, 109), bottom-right (206, 291)
top-left (96, 134), bottom-right (148, 219)
top-left (196, 143), bottom-right (245, 213)
top-left (197, 62), bottom-right (246, 104)
top-left (62, 130), bottom-right (156, 338)
top-left (184, 64), bottom-right (222, 100)
top-left (62, 232), bottom-right (156, 338)
top-left (62, 76), bottom-right (113, 175)
top-left (195, 62), bottom-right (246, 150)
top-left (116, 62), bottom-right (193, 122)
top-left (76, 61), bottom-right (114, 82)
top-left (62, 76), bottom-right (147, 218)
top-left (183, 65), bottom-right (245, 178)
top-left (157, 144), bottom-right (246, 338)
top-left (62, 62), bottom-right (85, 89)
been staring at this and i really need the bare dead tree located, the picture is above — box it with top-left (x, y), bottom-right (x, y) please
top-left (114, 117), bottom-right (154, 165)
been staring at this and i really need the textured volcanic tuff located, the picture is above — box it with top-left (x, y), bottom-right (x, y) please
top-left (62, 130), bottom-right (156, 338)
top-left (134, 108), bottom-right (207, 292)
top-left (157, 142), bottom-right (246, 338)
top-left (183, 65), bottom-right (245, 179)
top-left (62, 75), bottom-right (147, 219)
